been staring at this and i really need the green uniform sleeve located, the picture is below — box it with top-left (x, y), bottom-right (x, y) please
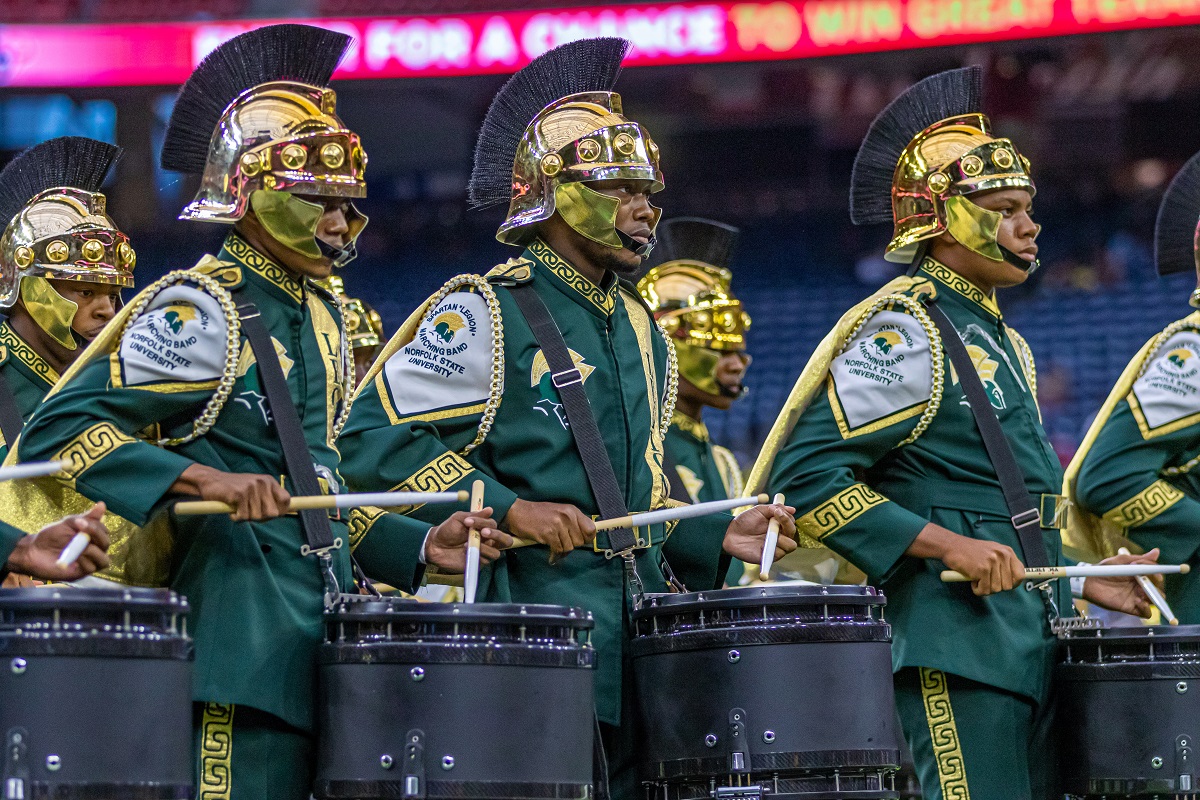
top-left (18, 282), bottom-right (230, 524)
top-left (348, 507), bottom-right (429, 592)
top-left (339, 289), bottom-right (518, 524)
top-left (0, 519), bottom-right (23, 580)
top-left (662, 512), bottom-right (733, 591)
top-left (766, 306), bottom-right (935, 583)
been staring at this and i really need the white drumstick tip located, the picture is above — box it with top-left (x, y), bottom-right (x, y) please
top-left (56, 532), bottom-right (91, 568)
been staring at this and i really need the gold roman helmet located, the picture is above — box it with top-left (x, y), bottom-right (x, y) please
top-left (1154, 150), bottom-right (1200, 306)
top-left (850, 66), bottom-right (1038, 271)
top-left (317, 274), bottom-right (383, 349)
top-left (0, 137), bottom-right (134, 351)
top-left (468, 38), bottom-right (663, 255)
top-left (637, 218), bottom-right (750, 397)
top-left (161, 24), bottom-right (367, 268)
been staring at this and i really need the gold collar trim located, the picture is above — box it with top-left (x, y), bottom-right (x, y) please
top-left (919, 259), bottom-right (1002, 318)
top-left (0, 322), bottom-right (59, 386)
top-left (223, 234), bottom-right (304, 304)
top-left (528, 239), bottom-right (617, 315)
top-left (671, 410), bottom-right (709, 442)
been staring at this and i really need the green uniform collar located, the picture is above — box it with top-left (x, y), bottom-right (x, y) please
top-left (917, 258), bottom-right (1003, 322)
top-left (220, 233), bottom-right (308, 306)
top-left (525, 238), bottom-right (619, 318)
top-left (672, 410), bottom-right (710, 443)
top-left (0, 321), bottom-right (59, 387)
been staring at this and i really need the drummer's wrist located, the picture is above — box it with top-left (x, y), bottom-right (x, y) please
top-left (418, 529), bottom-right (433, 565)
top-left (904, 522), bottom-right (957, 560)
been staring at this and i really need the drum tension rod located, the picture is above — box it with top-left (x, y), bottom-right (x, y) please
top-left (4, 728), bottom-right (29, 800)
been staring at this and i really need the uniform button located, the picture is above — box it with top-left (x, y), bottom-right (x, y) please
top-left (261, 544), bottom-right (272, 554)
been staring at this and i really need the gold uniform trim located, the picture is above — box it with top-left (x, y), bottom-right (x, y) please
top-left (919, 260), bottom-right (1001, 318)
top-left (1102, 480), bottom-right (1185, 529)
top-left (348, 506), bottom-right (387, 552)
top-left (1128, 390), bottom-right (1200, 440)
top-left (390, 452), bottom-right (475, 515)
top-left (711, 444), bottom-right (745, 499)
top-left (621, 290), bottom-right (671, 514)
top-left (530, 239), bottom-right (617, 315)
top-left (919, 668), bottom-right (971, 800)
top-left (796, 483), bottom-right (888, 541)
top-left (0, 322), bottom-right (60, 386)
top-left (671, 410), bottom-right (709, 442)
top-left (394, 403), bottom-right (488, 426)
top-left (54, 422), bottom-right (137, 487)
top-left (827, 375), bottom-right (929, 440)
top-left (225, 234), bottom-right (303, 304)
top-left (199, 702), bottom-right (234, 800)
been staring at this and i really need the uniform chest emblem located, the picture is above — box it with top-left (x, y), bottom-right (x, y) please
top-left (674, 464), bottom-right (703, 503)
top-left (530, 348), bottom-right (595, 429)
top-left (234, 337), bottom-right (294, 425)
top-left (953, 344), bottom-right (1005, 410)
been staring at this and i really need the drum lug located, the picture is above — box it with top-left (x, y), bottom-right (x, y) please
top-left (402, 729), bottom-right (426, 799)
top-left (3, 728), bottom-right (29, 800)
top-left (727, 708), bottom-right (751, 774)
top-left (1176, 734), bottom-right (1193, 792)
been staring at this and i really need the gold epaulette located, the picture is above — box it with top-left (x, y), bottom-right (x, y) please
top-left (485, 257), bottom-right (534, 286)
top-left (190, 255), bottom-right (244, 290)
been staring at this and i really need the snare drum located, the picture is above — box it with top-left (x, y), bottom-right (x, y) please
top-left (0, 586), bottom-right (193, 799)
top-left (315, 595), bottom-right (596, 800)
top-left (631, 584), bottom-right (902, 800)
top-left (1057, 624), bottom-right (1200, 797)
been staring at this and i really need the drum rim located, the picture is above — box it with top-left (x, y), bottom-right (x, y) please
top-left (632, 584), bottom-right (884, 617)
top-left (0, 585), bottom-right (187, 611)
top-left (326, 600), bottom-right (595, 630)
top-left (1059, 624), bottom-right (1200, 642)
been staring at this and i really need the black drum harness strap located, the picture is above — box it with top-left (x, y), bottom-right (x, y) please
top-left (926, 301), bottom-right (1071, 629)
top-left (234, 293), bottom-right (343, 609)
top-left (0, 372), bottom-right (24, 457)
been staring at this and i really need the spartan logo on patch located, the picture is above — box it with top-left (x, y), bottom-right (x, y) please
top-left (1163, 347), bottom-right (1200, 378)
top-left (857, 324), bottom-right (913, 367)
top-left (163, 303), bottom-right (199, 334)
top-left (432, 312), bottom-right (467, 344)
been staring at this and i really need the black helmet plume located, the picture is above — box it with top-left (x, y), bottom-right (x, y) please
top-left (468, 37), bottom-right (630, 210)
top-left (647, 217), bottom-right (740, 271)
top-left (161, 24), bottom-right (351, 175)
top-left (850, 66), bottom-right (983, 226)
top-left (0, 137), bottom-right (122, 229)
top-left (1155, 151), bottom-right (1200, 277)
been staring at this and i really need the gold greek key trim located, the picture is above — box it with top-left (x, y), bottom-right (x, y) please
top-left (224, 234), bottom-right (303, 304)
top-left (919, 260), bottom-right (1001, 318)
top-left (53, 422), bottom-right (137, 487)
top-left (529, 239), bottom-right (617, 315)
top-left (391, 452), bottom-right (474, 515)
top-left (796, 484), bottom-right (888, 541)
top-left (0, 322), bottom-right (59, 385)
top-left (919, 668), bottom-right (971, 800)
top-left (348, 506), bottom-right (387, 552)
top-left (198, 702), bottom-right (234, 800)
top-left (1102, 480), bottom-right (1185, 529)
top-left (671, 410), bottom-right (709, 442)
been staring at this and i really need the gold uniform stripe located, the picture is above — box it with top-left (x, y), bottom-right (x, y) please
top-left (1128, 390), bottom-right (1200, 440)
top-left (827, 375), bottom-right (929, 440)
top-left (796, 483), bottom-right (888, 541)
top-left (348, 506), bottom-right (387, 552)
top-left (621, 290), bottom-right (670, 514)
top-left (53, 421), bottom-right (137, 488)
top-left (919, 668), bottom-right (971, 800)
top-left (1103, 479), bottom-right (1185, 529)
top-left (199, 702), bottom-right (234, 800)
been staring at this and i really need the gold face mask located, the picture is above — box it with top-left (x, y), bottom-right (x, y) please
top-left (248, 189), bottom-right (367, 265)
top-left (20, 275), bottom-right (80, 351)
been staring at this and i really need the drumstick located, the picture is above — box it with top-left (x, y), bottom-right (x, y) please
top-left (506, 495), bottom-right (770, 549)
top-left (1118, 547), bottom-right (1179, 626)
top-left (463, 480), bottom-right (485, 604)
top-left (940, 563), bottom-right (1191, 583)
top-left (0, 459), bottom-right (72, 482)
top-left (56, 532), bottom-right (92, 567)
top-left (758, 493), bottom-right (786, 580)
top-left (174, 490), bottom-right (468, 516)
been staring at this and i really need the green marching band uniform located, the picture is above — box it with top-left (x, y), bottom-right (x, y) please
top-left (0, 136), bottom-right (135, 460)
top-left (338, 38), bottom-right (732, 798)
top-left (636, 218), bottom-right (751, 584)
top-left (0, 25), bottom-right (432, 800)
top-left (747, 67), bottom-right (1070, 799)
top-left (1067, 150), bottom-right (1200, 621)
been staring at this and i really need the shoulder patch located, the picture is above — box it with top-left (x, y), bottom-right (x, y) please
top-left (828, 306), bottom-right (935, 438)
top-left (190, 255), bottom-right (244, 289)
top-left (485, 258), bottom-right (534, 286)
top-left (381, 290), bottom-right (496, 423)
top-left (113, 280), bottom-right (230, 391)
top-left (1131, 326), bottom-right (1200, 437)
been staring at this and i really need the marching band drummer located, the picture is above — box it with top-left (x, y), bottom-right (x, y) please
top-left (748, 67), bottom-right (1156, 799)
top-left (5, 25), bottom-right (508, 800)
top-left (1, 507), bottom-right (112, 583)
top-left (1069, 151), bottom-right (1200, 623)
top-left (635, 218), bottom-right (755, 585)
top-left (338, 38), bottom-right (797, 799)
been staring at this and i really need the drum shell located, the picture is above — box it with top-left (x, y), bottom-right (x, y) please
top-left (0, 587), bottom-right (193, 800)
top-left (315, 599), bottom-right (595, 800)
top-left (632, 586), bottom-right (901, 784)
top-left (1056, 626), bottom-right (1200, 796)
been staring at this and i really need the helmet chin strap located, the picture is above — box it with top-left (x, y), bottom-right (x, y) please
top-left (1001, 244), bottom-right (1040, 275)
top-left (616, 229), bottom-right (657, 258)
top-left (317, 237), bottom-right (359, 269)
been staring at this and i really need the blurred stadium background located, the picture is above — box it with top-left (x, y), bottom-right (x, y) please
top-left (2, 0), bottom-right (1198, 467)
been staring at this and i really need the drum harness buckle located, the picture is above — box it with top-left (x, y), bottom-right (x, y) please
top-left (299, 540), bottom-right (344, 611)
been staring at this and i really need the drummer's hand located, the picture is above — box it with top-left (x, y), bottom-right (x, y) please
top-left (908, 523), bottom-right (1025, 596)
top-left (723, 503), bottom-right (798, 563)
top-left (1082, 548), bottom-right (1162, 618)
top-left (172, 464), bottom-right (291, 521)
top-left (424, 508), bottom-right (512, 573)
top-left (504, 499), bottom-right (596, 558)
top-left (6, 502), bottom-right (111, 582)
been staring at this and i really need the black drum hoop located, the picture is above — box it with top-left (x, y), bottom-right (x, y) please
top-left (320, 641), bottom-right (595, 668)
top-left (24, 782), bottom-right (193, 800)
top-left (632, 586), bottom-right (886, 619)
top-left (315, 778), bottom-right (591, 800)
top-left (645, 748), bottom-right (904, 782)
top-left (630, 621), bottom-right (892, 657)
